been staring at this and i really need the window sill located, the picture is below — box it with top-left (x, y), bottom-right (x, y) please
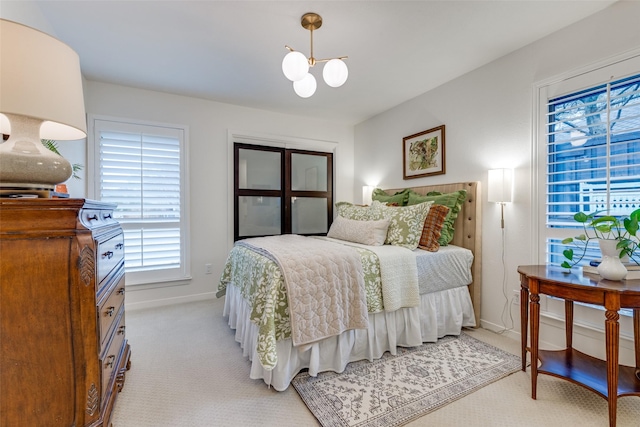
top-left (124, 275), bottom-right (192, 291)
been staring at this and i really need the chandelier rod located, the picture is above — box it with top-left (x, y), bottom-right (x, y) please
top-left (285, 13), bottom-right (348, 66)
top-left (309, 25), bottom-right (315, 66)
top-left (284, 44), bottom-right (348, 65)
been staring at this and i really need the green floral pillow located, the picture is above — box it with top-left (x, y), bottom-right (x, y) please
top-left (371, 188), bottom-right (411, 206)
top-left (370, 200), bottom-right (433, 249)
top-left (406, 190), bottom-right (467, 246)
top-left (335, 202), bottom-right (375, 220)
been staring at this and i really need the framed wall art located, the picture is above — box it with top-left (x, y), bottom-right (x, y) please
top-left (402, 125), bottom-right (445, 180)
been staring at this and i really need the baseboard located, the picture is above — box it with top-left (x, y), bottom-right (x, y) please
top-left (479, 319), bottom-right (521, 342)
top-left (125, 292), bottom-right (216, 311)
top-left (482, 315), bottom-right (637, 366)
top-left (479, 319), bottom-right (563, 350)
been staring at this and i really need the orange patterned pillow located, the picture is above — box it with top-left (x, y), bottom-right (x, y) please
top-left (418, 204), bottom-right (450, 252)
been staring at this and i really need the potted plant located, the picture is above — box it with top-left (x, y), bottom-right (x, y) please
top-left (560, 209), bottom-right (640, 272)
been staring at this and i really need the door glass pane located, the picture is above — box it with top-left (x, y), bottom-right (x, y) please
top-left (238, 149), bottom-right (281, 190)
top-left (291, 153), bottom-right (327, 191)
top-left (291, 197), bottom-right (327, 234)
top-left (238, 196), bottom-right (281, 236)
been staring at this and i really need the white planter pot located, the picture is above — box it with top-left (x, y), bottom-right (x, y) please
top-left (597, 239), bottom-right (627, 281)
top-left (597, 256), bottom-right (627, 280)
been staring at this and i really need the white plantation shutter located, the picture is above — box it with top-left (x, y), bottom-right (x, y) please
top-left (91, 117), bottom-right (189, 285)
top-left (535, 57), bottom-right (640, 323)
top-left (543, 73), bottom-right (640, 265)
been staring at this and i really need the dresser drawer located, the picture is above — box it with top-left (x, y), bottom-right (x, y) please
top-left (98, 274), bottom-right (125, 350)
top-left (101, 308), bottom-right (126, 401)
top-left (80, 208), bottom-right (117, 230)
top-left (97, 233), bottom-right (124, 288)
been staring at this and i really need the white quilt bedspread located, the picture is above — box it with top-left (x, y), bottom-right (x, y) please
top-left (237, 235), bottom-right (369, 347)
top-left (318, 237), bottom-right (420, 312)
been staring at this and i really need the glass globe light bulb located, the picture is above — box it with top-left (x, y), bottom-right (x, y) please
top-left (282, 51), bottom-right (309, 82)
top-left (323, 59), bottom-right (348, 88)
top-left (293, 73), bottom-right (317, 98)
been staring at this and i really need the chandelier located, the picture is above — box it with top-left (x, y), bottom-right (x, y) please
top-left (282, 13), bottom-right (348, 98)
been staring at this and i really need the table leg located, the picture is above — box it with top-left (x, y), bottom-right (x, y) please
top-left (530, 292), bottom-right (540, 400)
top-left (634, 309), bottom-right (639, 381)
top-left (565, 300), bottom-right (573, 349)
top-left (521, 286), bottom-right (529, 371)
top-left (605, 308), bottom-right (620, 427)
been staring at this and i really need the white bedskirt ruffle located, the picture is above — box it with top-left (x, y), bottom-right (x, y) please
top-left (223, 285), bottom-right (476, 391)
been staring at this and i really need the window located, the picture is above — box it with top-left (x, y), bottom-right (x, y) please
top-left (535, 55), bottom-right (640, 325)
top-left (89, 116), bottom-right (190, 285)
top-left (234, 143), bottom-right (333, 241)
top-left (543, 73), bottom-right (640, 266)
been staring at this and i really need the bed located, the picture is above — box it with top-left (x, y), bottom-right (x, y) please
top-left (218, 181), bottom-right (482, 391)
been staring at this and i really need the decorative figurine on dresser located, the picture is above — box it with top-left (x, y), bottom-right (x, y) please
top-left (0, 198), bottom-right (131, 426)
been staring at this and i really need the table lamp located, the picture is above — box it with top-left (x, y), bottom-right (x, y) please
top-left (0, 19), bottom-right (87, 191)
top-left (362, 185), bottom-right (374, 206)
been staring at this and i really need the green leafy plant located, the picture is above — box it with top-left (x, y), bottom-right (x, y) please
top-left (42, 139), bottom-right (82, 180)
top-left (560, 209), bottom-right (640, 269)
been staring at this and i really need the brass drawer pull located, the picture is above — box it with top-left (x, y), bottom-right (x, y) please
top-left (117, 326), bottom-right (126, 335)
top-left (117, 287), bottom-right (125, 295)
top-left (115, 243), bottom-right (124, 250)
top-left (102, 251), bottom-right (114, 259)
top-left (103, 213), bottom-right (112, 219)
top-left (104, 355), bottom-right (115, 369)
top-left (87, 214), bottom-right (98, 221)
top-left (105, 306), bottom-right (115, 317)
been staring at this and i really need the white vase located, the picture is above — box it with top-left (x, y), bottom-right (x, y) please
top-left (598, 238), bottom-right (630, 261)
top-left (597, 256), bottom-right (628, 280)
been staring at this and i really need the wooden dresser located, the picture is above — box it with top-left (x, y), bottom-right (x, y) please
top-left (0, 198), bottom-right (131, 427)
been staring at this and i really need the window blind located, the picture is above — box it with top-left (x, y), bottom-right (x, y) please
top-left (545, 73), bottom-right (640, 265)
top-left (97, 124), bottom-right (183, 276)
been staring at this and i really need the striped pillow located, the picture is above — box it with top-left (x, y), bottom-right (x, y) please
top-left (418, 204), bottom-right (450, 252)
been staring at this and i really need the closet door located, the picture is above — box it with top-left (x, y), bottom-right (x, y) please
top-left (286, 150), bottom-right (333, 235)
top-left (235, 144), bottom-right (284, 241)
top-left (234, 143), bottom-right (333, 241)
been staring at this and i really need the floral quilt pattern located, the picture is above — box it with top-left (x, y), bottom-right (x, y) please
top-left (219, 244), bottom-right (384, 370)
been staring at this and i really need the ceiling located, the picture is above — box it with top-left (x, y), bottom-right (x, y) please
top-left (25, 1), bottom-right (616, 125)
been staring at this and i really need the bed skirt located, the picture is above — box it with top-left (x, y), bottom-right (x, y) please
top-left (223, 284), bottom-right (476, 391)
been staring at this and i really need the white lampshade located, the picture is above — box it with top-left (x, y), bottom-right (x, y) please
top-left (0, 19), bottom-right (86, 189)
top-left (282, 51), bottom-right (309, 82)
top-left (323, 59), bottom-right (348, 88)
top-left (362, 185), bottom-right (374, 206)
top-left (293, 73), bottom-right (317, 98)
top-left (487, 168), bottom-right (514, 203)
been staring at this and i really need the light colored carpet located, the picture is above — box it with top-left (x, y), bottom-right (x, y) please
top-left (111, 298), bottom-right (640, 426)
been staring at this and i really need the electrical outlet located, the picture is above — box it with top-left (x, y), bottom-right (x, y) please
top-left (512, 290), bottom-right (520, 305)
top-left (205, 263), bottom-right (213, 274)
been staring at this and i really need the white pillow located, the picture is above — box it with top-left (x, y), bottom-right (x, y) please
top-left (327, 216), bottom-right (391, 246)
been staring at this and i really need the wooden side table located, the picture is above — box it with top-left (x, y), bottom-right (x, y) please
top-left (518, 265), bottom-right (640, 427)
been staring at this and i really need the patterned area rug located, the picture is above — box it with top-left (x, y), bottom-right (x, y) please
top-left (292, 332), bottom-right (521, 427)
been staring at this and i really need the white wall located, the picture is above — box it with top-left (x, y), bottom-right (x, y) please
top-left (82, 81), bottom-right (354, 309)
top-left (4, 0), bottom-right (639, 361)
top-left (354, 1), bottom-right (640, 364)
top-left (0, 0), bottom-right (355, 309)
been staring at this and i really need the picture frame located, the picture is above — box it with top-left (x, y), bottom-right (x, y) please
top-left (402, 125), bottom-right (445, 180)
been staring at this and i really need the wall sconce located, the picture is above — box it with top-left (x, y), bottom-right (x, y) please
top-left (362, 185), bottom-right (374, 206)
top-left (488, 168), bottom-right (514, 228)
